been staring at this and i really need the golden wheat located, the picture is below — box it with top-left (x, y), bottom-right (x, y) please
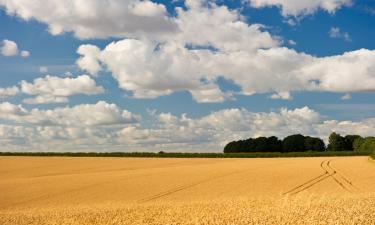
top-left (0, 156), bottom-right (374, 224)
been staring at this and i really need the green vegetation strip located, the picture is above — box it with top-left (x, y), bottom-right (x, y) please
top-left (0, 151), bottom-right (371, 158)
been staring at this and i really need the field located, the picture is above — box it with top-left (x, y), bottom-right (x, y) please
top-left (1, 156), bottom-right (375, 224)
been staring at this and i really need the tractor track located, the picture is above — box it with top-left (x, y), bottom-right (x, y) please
top-left (139, 169), bottom-right (247, 203)
top-left (283, 159), bottom-right (358, 195)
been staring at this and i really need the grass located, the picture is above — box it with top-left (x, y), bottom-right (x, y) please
top-left (0, 151), bottom-right (371, 158)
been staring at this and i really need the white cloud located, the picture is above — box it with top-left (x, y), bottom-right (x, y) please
top-left (0, 0), bottom-right (177, 40)
top-left (76, 45), bottom-right (101, 75)
top-left (77, 41), bottom-right (375, 103)
top-left (23, 96), bottom-right (69, 104)
top-left (20, 75), bottom-right (105, 104)
top-left (1, 104), bottom-right (375, 151)
top-left (0, 86), bottom-right (19, 98)
top-left (247, 0), bottom-right (352, 17)
top-left (1, 39), bottom-right (30, 57)
top-left (288, 40), bottom-right (297, 45)
top-left (341, 93), bottom-right (351, 100)
top-left (0, 101), bottom-right (141, 126)
top-left (270, 91), bottom-right (292, 100)
top-left (20, 50), bottom-right (29, 57)
top-left (1, 39), bottom-right (18, 56)
top-left (71, 1), bottom-right (375, 103)
top-left (329, 27), bottom-right (351, 41)
top-left (39, 66), bottom-right (48, 73)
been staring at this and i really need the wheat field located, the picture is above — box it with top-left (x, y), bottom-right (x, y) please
top-left (0, 156), bottom-right (374, 224)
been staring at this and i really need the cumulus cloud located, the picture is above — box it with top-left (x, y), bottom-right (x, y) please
top-left (1, 39), bottom-right (29, 57)
top-left (0, 0), bottom-right (177, 40)
top-left (20, 75), bottom-right (105, 104)
top-left (0, 101), bottom-right (141, 126)
top-left (20, 50), bottom-right (30, 57)
top-left (117, 106), bottom-right (375, 150)
top-left (1, 39), bottom-right (18, 56)
top-left (0, 86), bottom-right (19, 98)
top-left (329, 27), bottom-right (351, 41)
top-left (77, 40), bottom-right (375, 102)
top-left (70, 1), bottom-right (375, 103)
top-left (247, 0), bottom-right (352, 17)
top-left (1, 104), bottom-right (375, 151)
top-left (270, 91), bottom-right (292, 100)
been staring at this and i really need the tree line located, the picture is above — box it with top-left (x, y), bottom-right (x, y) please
top-left (224, 132), bottom-right (375, 153)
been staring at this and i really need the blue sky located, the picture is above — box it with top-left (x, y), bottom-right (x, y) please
top-left (0, 0), bottom-right (375, 152)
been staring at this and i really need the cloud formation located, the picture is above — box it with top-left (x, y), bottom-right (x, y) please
top-left (0, 0), bottom-right (177, 39)
top-left (0, 39), bottom-right (29, 57)
top-left (1, 104), bottom-right (375, 151)
top-left (329, 27), bottom-right (351, 41)
top-left (0, 86), bottom-right (19, 98)
top-left (20, 75), bottom-right (104, 104)
top-left (248, 0), bottom-right (352, 17)
top-left (0, 101), bottom-right (140, 126)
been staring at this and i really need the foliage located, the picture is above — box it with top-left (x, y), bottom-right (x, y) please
top-left (327, 132), bottom-right (348, 151)
top-left (224, 136), bottom-right (282, 153)
top-left (353, 137), bottom-right (375, 153)
top-left (304, 136), bottom-right (326, 152)
top-left (225, 134), bottom-right (326, 153)
top-left (282, 134), bottom-right (306, 152)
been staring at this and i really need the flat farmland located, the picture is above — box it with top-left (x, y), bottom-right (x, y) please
top-left (1, 156), bottom-right (375, 224)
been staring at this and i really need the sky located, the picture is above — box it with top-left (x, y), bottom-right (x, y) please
top-left (0, 0), bottom-right (375, 152)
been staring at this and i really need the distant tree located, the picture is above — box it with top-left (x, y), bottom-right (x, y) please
top-left (353, 137), bottom-right (375, 153)
top-left (282, 134), bottom-right (305, 152)
top-left (344, 135), bottom-right (362, 151)
top-left (304, 136), bottom-right (326, 151)
top-left (267, 136), bottom-right (283, 152)
top-left (353, 137), bottom-right (365, 152)
top-left (327, 132), bottom-right (348, 151)
top-left (224, 136), bottom-right (282, 153)
top-left (224, 141), bottom-right (239, 153)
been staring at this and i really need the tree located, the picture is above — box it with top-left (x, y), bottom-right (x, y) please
top-left (304, 136), bottom-right (325, 151)
top-left (353, 137), bottom-right (375, 153)
top-left (282, 134), bottom-right (305, 152)
top-left (344, 135), bottom-right (361, 151)
top-left (327, 132), bottom-right (348, 151)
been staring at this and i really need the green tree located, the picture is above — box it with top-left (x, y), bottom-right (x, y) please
top-left (327, 132), bottom-right (348, 151)
top-left (353, 137), bottom-right (375, 153)
top-left (344, 135), bottom-right (362, 151)
top-left (304, 136), bottom-right (326, 151)
top-left (282, 134), bottom-right (305, 152)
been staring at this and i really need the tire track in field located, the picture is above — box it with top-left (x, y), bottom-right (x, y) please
top-left (284, 159), bottom-right (358, 195)
top-left (326, 160), bottom-right (360, 191)
top-left (139, 161), bottom-right (291, 203)
top-left (139, 169), bottom-right (247, 203)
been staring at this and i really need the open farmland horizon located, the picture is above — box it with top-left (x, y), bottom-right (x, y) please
top-left (1, 156), bottom-right (375, 224)
top-left (1, 0), bottom-right (375, 224)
